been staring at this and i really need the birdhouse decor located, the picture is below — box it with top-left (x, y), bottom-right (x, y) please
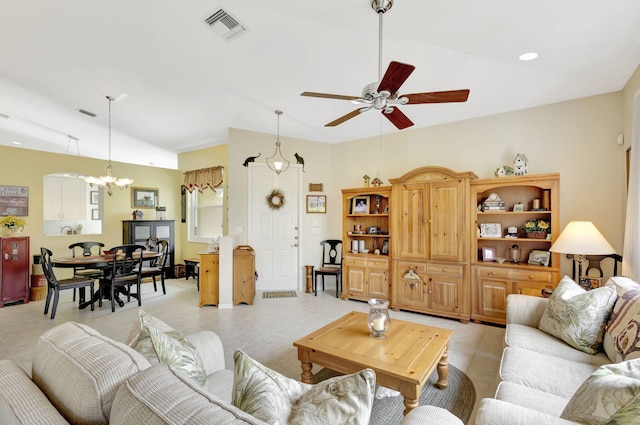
top-left (513, 153), bottom-right (528, 176)
top-left (363, 174), bottom-right (370, 187)
top-left (494, 165), bottom-right (514, 178)
top-left (371, 177), bottom-right (384, 187)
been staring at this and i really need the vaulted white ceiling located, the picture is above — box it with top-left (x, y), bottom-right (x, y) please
top-left (1, 0), bottom-right (639, 169)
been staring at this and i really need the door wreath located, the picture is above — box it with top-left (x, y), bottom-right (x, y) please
top-left (266, 189), bottom-right (285, 210)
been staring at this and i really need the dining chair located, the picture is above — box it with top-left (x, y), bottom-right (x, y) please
top-left (313, 240), bottom-right (342, 297)
top-left (138, 239), bottom-right (169, 295)
top-left (40, 247), bottom-right (96, 319)
top-left (99, 244), bottom-right (145, 312)
top-left (68, 241), bottom-right (105, 303)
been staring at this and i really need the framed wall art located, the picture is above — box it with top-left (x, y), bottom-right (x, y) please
top-left (0, 185), bottom-right (28, 216)
top-left (90, 191), bottom-right (99, 205)
top-left (482, 247), bottom-right (496, 262)
top-left (351, 196), bottom-right (369, 214)
top-left (527, 250), bottom-right (550, 266)
top-left (91, 209), bottom-right (99, 220)
top-left (131, 187), bottom-right (159, 208)
top-left (306, 195), bottom-right (327, 213)
top-left (480, 223), bottom-right (502, 238)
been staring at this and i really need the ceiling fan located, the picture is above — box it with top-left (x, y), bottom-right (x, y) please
top-left (301, 0), bottom-right (470, 130)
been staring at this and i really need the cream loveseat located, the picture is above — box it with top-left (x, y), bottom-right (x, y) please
top-left (0, 319), bottom-right (462, 425)
top-left (475, 276), bottom-right (640, 424)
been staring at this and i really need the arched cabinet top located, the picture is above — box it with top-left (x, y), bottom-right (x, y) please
top-left (388, 166), bottom-right (478, 184)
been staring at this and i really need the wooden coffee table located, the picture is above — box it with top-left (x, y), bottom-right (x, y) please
top-left (293, 311), bottom-right (453, 415)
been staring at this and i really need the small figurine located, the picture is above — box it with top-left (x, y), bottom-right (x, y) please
top-left (294, 153), bottom-right (305, 172)
top-left (242, 153), bottom-right (261, 167)
top-left (362, 174), bottom-right (370, 187)
top-left (371, 177), bottom-right (383, 187)
top-left (513, 153), bottom-right (528, 176)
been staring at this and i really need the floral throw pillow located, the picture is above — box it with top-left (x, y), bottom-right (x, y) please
top-left (126, 309), bottom-right (207, 387)
top-left (561, 358), bottom-right (640, 424)
top-left (606, 289), bottom-right (640, 362)
top-left (232, 350), bottom-right (375, 425)
top-left (538, 276), bottom-right (617, 354)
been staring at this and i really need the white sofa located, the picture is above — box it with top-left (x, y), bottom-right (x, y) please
top-left (475, 276), bottom-right (640, 424)
top-left (0, 321), bottom-right (461, 425)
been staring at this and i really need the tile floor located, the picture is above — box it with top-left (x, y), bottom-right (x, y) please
top-left (0, 279), bottom-right (505, 422)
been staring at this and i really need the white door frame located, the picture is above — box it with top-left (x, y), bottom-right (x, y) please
top-left (247, 163), bottom-right (303, 290)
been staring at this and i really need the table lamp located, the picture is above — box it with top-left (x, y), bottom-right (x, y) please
top-left (549, 221), bottom-right (616, 277)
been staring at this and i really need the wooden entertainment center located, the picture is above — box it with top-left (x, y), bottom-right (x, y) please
top-left (341, 167), bottom-right (560, 324)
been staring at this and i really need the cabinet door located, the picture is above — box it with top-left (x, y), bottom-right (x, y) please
top-left (0, 237), bottom-right (29, 304)
top-left (394, 262), bottom-right (428, 308)
top-left (345, 266), bottom-right (366, 297)
top-left (430, 181), bottom-right (464, 261)
top-left (199, 254), bottom-right (219, 306)
top-left (476, 277), bottom-right (508, 319)
top-left (62, 178), bottom-right (87, 220)
top-left (512, 281), bottom-right (551, 297)
top-left (429, 274), bottom-right (462, 313)
top-left (395, 184), bottom-right (427, 258)
top-left (367, 268), bottom-right (389, 299)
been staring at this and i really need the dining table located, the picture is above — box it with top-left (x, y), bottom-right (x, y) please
top-left (52, 251), bottom-right (161, 309)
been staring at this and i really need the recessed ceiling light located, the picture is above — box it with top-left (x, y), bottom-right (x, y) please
top-left (519, 52), bottom-right (539, 61)
top-left (11, 141), bottom-right (21, 145)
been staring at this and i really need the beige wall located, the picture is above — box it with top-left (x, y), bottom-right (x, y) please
top-left (177, 144), bottom-right (229, 260)
top-left (0, 145), bottom-right (182, 277)
top-left (223, 92), bottom-right (626, 279)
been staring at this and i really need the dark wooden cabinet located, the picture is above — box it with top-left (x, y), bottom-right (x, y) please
top-left (122, 220), bottom-right (175, 278)
top-left (0, 236), bottom-right (30, 307)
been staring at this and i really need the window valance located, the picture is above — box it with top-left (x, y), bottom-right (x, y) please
top-left (182, 166), bottom-right (224, 193)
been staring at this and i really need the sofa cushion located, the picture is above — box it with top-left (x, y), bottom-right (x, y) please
top-left (561, 358), bottom-right (640, 424)
top-left (0, 360), bottom-right (70, 425)
top-left (538, 275), bottom-right (616, 354)
top-left (232, 350), bottom-right (376, 425)
top-left (605, 288), bottom-right (640, 363)
top-left (505, 324), bottom-right (611, 366)
top-left (495, 381), bottom-right (569, 417)
top-left (499, 347), bottom-right (599, 399)
top-left (126, 309), bottom-right (207, 387)
top-left (32, 322), bottom-right (151, 425)
top-left (110, 363), bottom-right (267, 425)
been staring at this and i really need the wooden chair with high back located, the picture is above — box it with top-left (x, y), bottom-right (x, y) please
top-left (68, 241), bottom-right (105, 303)
top-left (568, 253), bottom-right (623, 287)
top-left (41, 247), bottom-right (96, 319)
top-left (99, 244), bottom-right (145, 312)
top-left (139, 239), bottom-right (169, 295)
top-left (313, 240), bottom-right (342, 297)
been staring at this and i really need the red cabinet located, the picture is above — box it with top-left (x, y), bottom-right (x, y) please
top-left (0, 236), bottom-right (30, 307)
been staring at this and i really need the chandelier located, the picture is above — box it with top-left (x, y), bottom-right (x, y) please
top-left (84, 96), bottom-right (134, 195)
top-left (266, 110), bottom-right (290, 174)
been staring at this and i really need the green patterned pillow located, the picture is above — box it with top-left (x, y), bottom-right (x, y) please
top-left (561, 358), bottom-right (640, 424)
top-left (232, 350), bottom-right (375, 425)
top-left (538, 276), bottom-right (617, 354)
top-left (126, 309), bottom-right (207, 387)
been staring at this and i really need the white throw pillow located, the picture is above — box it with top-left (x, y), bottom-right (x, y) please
top-left (561, 358), bottom-right (640, 424)
top-left (232, 350), bottom-right (376, 425)
top-left (538, 276), bottom-right (617, 354)
top-left (126, 309), bottom-right (207, 387)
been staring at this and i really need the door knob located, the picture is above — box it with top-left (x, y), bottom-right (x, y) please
top-left (291, 243), bottom-right (299, 247)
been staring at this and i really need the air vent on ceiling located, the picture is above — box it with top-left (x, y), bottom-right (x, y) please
top-left (77, 108), bottom-right (96, 117)
top-left (204, 8), bottom-right (247, 40)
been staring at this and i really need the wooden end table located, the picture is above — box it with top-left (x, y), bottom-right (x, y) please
top-left (293, 311), bottom-right (452, 415)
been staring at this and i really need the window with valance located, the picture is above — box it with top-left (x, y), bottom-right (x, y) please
top-left (182, 166), bottom-right (224, 193)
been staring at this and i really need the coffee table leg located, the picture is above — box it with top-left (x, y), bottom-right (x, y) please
top-left (298, 350), bottom-right (314, 384)
top-left (403, 394), bottom-right (420, 415)
top-left (436, 344), bottom-right (449, 389)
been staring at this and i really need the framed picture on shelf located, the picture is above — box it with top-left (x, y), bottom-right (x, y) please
top-left (351, 196), bottom-right (369, 214)
top-left (527, 250), bottom-right (550, 266)
top-left (480, 223), bottom-right (502, 238)
top-left (482, 247), bottom-right (496, 262)
top-left (513, 203), bottom-right (524, 212)
top-left (306, 195), bottom-right (327, 213)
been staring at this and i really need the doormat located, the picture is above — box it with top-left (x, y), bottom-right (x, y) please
top-left (262, 291), bottom-right (297, 299)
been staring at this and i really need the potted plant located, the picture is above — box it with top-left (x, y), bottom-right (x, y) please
top-left (523, 219), bottom-right (550, 239)
top-left (0, 215), bottom-right (26, 235)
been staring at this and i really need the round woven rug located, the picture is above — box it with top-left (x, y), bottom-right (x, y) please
top-left (314, 364), bottom-right (475, 425)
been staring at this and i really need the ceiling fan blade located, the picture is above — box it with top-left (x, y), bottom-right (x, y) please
top-left (403, 89), bottom-right (470, 104)
top-left (325, 109), bottom-right (364, 127)
top-left (301, 91), bottom-right (360, 101)
top-left (382, 107), bottom-right (414, 130)
top-left (378, 61), bottom-right (415, 95)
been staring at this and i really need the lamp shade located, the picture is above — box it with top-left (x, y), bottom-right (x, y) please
top-left (549, 221), bottom-right (615, 255)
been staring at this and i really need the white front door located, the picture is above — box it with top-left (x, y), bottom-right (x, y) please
top-left (248, 164), bottom-right (301, 291)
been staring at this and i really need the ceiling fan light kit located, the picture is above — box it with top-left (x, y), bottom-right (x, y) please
top-left (301, 0), bottom-right (470, 130)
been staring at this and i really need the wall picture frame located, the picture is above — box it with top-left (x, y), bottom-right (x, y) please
top-left (482, 247), bottom-right (496, 262)
top-left (480, 223), bottom-right (502, 238)
top-left (306, 195), bottom-right (327, 213)
top-left (90, 191), bottom-right (99, 205)
top-left (91, 209), bottom-right (99, 220)
top-left (528, 250), bottom-right (550, 266)
top-left (131, 187), bottom-right (159, 208)
top-left (352, 196), bottom-right (369, 214)
top-left (0, 185), bottom-right (28, 216)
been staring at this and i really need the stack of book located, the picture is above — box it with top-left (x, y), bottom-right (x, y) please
top-left (482, 199), bottom-right (506, 212)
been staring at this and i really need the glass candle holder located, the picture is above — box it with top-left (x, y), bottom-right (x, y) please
top-left (368, 298), bottom-right (391, 339)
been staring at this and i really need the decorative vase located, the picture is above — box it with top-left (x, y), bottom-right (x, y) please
top-left (368, 298), bottom-right (391, 339)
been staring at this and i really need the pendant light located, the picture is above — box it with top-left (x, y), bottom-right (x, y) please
top-left (84, 96), bottom-right (134, 195)
top-left (266, 110), bottom-right (290, 174)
